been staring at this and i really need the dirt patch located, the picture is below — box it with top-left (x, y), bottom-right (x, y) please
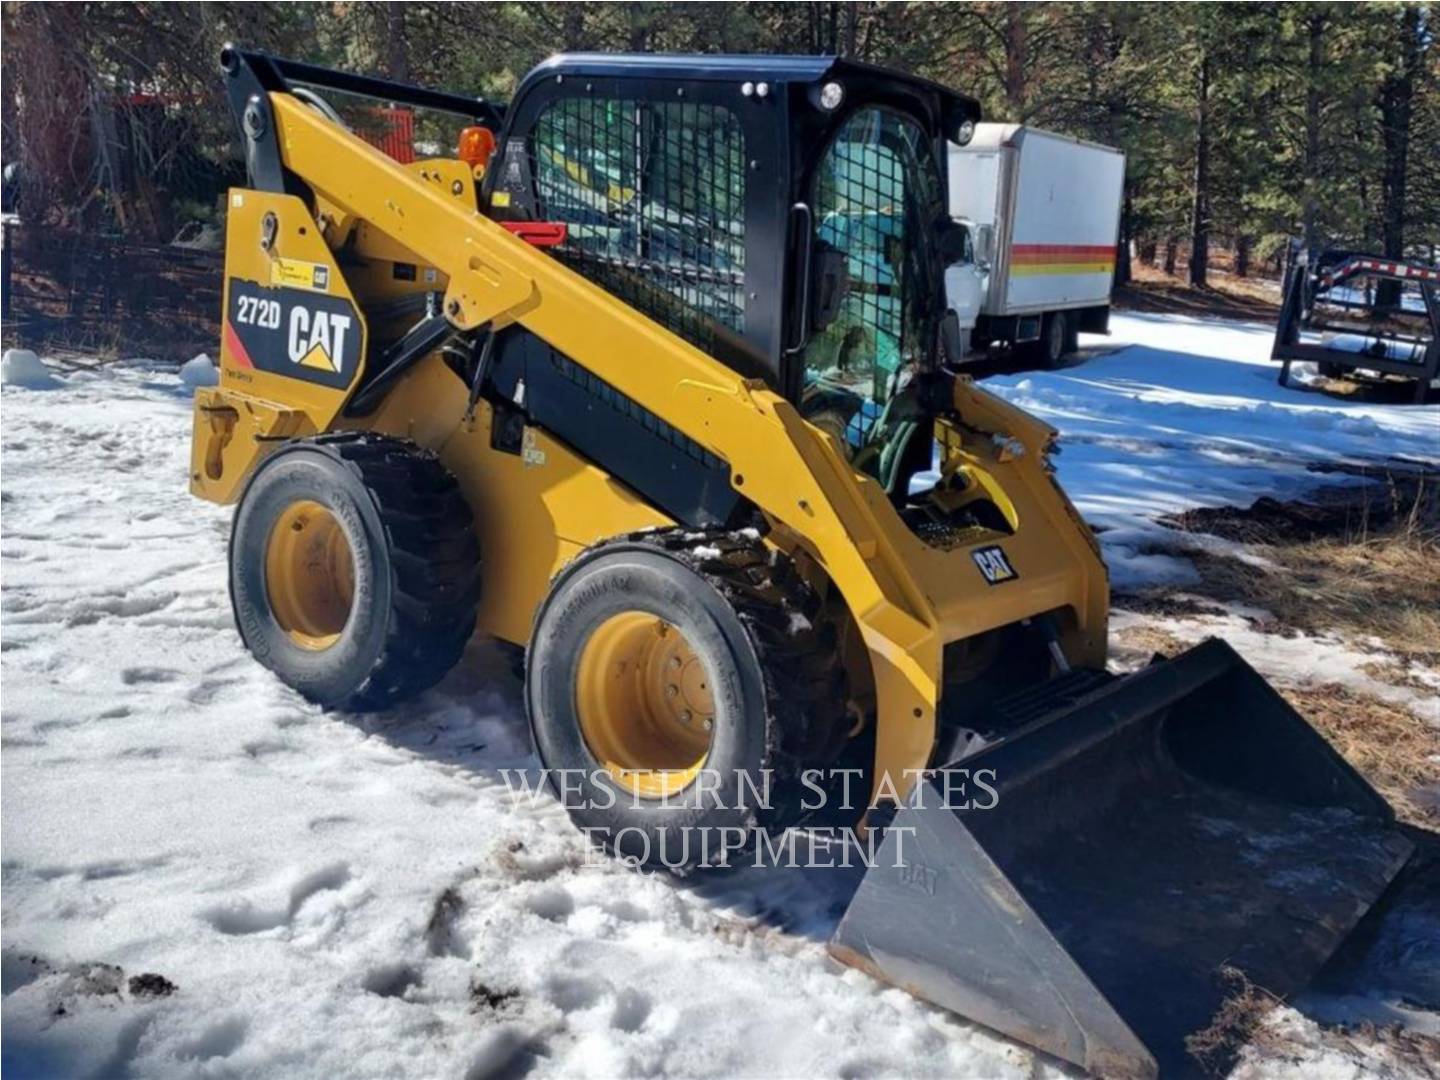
top-left (1166, 473), bottom-right (1434, 546)
top-left (1116, 263), bottom-right (1281, 323)
top-left (1158, 473), bottom-right (1440, 663)
top-left (1113, 593), bottom-right (1228, 620)
top-left (425, 886), bottom-right (466, 959)
top-left (127, 972), bottom-right (177, 999)
top-left (1281, 685), bottom-right (1439, 829)
top-left (469, 977), bottom-right (521, 1013)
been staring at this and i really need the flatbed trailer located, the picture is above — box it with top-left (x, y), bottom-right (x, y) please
top-left (1273, 247), bottom-right (1440, 403)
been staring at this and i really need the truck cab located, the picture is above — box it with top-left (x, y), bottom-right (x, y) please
top-left (942, 216), bottom-right (986, 356)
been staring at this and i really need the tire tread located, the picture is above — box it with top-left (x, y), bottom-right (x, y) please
top-left (300, 432), bottom-right (479, 708)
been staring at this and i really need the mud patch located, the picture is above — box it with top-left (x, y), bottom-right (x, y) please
top-left (127, 973), bottom-right (177, 999)
top-left (470, 977), bottom-right (521, 1013)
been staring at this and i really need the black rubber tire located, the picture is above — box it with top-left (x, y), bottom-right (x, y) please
top-left (526, 529), bottom-right (860, 872)
top-left (1040, 311), bottom-right (1068, 368)
top-left (1063, 313), bottom-right (1080, 356)
top-left (229, 433), bottom-right (480, 710)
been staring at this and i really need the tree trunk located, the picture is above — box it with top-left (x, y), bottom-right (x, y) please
top-left (1376, 5), bottom-right (1422, 309)
top-left (561, 6), bottom-right (586, 50)
top-left (1164, 237), bottom-right (1178, 276)
top-left (1114, 182), bottom-right (1133, 287)
top-left (384, 2), bottom-right (408, 82)
top-left (1188, 51), bottom-right (1211, 288)
top-left (1140, 240), bottom-right (1157, 267)
top-left (1003, 10), bottom-right (1027, 116)
top-left (1301, 12), bottom-right (1325, 251)
top-left (1235, 234), bottom-right (1251, 278)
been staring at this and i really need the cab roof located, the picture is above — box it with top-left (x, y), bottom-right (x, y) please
top-left (521, 53), bottom-right (981, 131)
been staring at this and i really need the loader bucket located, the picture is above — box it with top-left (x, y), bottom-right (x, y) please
top-left (830, 639), bottom-right (1413, 1079)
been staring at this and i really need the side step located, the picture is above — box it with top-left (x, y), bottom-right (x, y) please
top-left (832, 639), bottom-right (1413, 1078)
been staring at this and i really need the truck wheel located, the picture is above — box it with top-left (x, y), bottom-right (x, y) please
top-left (1040, 311), bottom-right (1069, 369)
top-left (229, 433), bottom-right (480, 709)
top-left (527, 530), bottom-right (860, 872)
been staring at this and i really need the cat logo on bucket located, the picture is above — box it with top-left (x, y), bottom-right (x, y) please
top-left (971, 545), bottom-right (1018, 585)
top-left (287, 306), bottom-right (353, 374)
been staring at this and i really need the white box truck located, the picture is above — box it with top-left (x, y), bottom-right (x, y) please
top-left (945, 124), bottom-right (1125, 367)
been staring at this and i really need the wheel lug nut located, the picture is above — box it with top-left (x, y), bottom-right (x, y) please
top-left (679, 710), bottom-right (692, 724)
top-left (666, 684), bottom-right (679, 698)
top-left (669, 655), bottom-right (682, 669)
top-left (702, 718), bottom-right (713, 731)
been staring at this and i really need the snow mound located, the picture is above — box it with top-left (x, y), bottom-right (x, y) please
top-left (1, 348), bottom-right (61, 390)
top-left (179, 353), bottom-right (219, 388)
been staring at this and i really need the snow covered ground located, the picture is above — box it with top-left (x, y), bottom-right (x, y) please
top-left (980, 313), bottom-right (1438, 590)
top-left (2, 315), bottom-right (1437, 1079)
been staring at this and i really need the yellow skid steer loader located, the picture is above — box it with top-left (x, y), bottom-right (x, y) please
top-left (191, 47), bottom-right (1412, 1078)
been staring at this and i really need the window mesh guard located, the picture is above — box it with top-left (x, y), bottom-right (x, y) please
top-left (804, 109), bottom-right (939, 402)
top-left (531, 98), bottom-right (747, 359)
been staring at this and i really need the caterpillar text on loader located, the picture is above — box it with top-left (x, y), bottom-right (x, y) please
top-left (194, 47), bottom-right (1413, 1078)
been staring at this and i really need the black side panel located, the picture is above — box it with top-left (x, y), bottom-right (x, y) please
top-left (488, 330), bottom-right (743, 529)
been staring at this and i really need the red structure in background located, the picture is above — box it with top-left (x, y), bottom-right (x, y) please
top-left (361, 106), bottom-right (416, 164)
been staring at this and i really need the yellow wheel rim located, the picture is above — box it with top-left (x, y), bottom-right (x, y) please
top-left (575, 612), bottom-right (716, 799)
top-left (264, 499), bottom-right (356, 651)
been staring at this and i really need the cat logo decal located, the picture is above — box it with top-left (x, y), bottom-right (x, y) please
top-left (971, 545), bottom-right (1018, 585)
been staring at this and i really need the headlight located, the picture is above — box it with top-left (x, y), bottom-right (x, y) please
top-left (819, 81), bottom-right (844, 111)
top-left (955, 118), bottom-right (976, 146)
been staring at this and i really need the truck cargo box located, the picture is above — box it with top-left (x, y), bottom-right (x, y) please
top-left (949, 125), bottom-right (1125, 319)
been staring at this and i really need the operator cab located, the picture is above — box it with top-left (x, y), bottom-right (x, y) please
top-left (486, 55), bottom-right (981, 502)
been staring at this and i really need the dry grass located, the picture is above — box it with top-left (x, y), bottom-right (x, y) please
top-left (1175, 476), bottom-right (1440, 665)
top-left (1280, 684), bottom-right (1440, 829)
top-left (1192, 966), bottom-right (1440, 1079)
top-left (1185, 965), bottom-right (1283, 1076)
top-left (1117, 262), bottom-right (1282, 322)
top-left (1111, 621), bottom-right (1190, 663)
top-left (1129, 476), bottom-right (1440, 826)
top-left (1234, 1017), bottom-right (1440, 1080)
top-left (1360, 660), bottom-right (1440, 697)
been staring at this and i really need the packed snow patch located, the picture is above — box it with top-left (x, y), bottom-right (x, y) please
top-left (178, 352), bottom-right (219, 388)
top-left (1, 348), bottom-right (61, 390)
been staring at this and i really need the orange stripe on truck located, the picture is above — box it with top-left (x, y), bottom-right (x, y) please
top-left (1011, 243), bottom-right (1115, 276)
